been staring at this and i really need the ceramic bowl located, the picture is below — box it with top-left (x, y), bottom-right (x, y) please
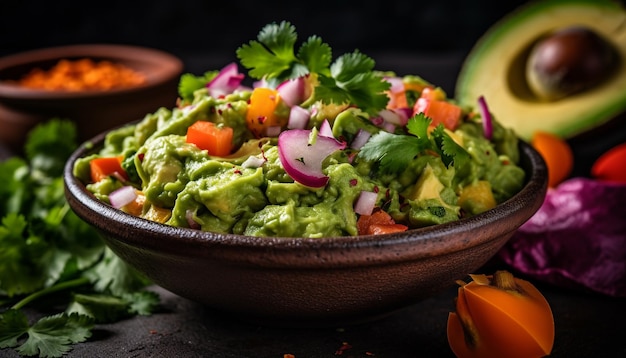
top-left (0, 44), bottom-right (183, 152)
top-left (64, 133), bottom-right (547, 326)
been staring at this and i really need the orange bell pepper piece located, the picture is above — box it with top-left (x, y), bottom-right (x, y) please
top-left (186, 121), bottom-right (234, 157)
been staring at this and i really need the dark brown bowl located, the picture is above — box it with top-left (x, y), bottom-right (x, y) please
top-left (0, 44), bottom-right (183, 152)
top-left (64, 131), bottom-right (547, 326)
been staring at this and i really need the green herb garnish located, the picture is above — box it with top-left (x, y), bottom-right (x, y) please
top-left (236, 21), bottom-right (390, 115)
top-left (358, 113), bottom-right (470, 173)
top-left (0, 119), bottom-right (158, 358)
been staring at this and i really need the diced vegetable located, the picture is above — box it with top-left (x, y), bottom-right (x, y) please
top-left (206, 62), bottom-right (245, 98)
top-left (276, 76), bottom-right (309, 107)
top-left (186, 121), bottom-right (234, 157)
top-left (354, 191), bottom-right (378, 216)
top-left (447, 270), bottom-right (554, 358)
top-left (413, 97), bottom-right (462, 131)
top-left (530, 131), bottom-right (573, 187)
top-left (591, 142), bottom-right (626, 183)
top-left (246, 87), bottom-right (287, 137)
top-left (108, 186), bottom-right (138, 209)
top-left (89, 156), bottom-right (127, 183)
top-left (356, 208), bottom-right (407, 235)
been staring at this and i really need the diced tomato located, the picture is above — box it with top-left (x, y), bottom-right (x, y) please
top-left (414, 97), bottom-right (462, 131)
top-left (367, 223), bottom-right (409, 235)
top-left (357, 209), bottom-right (407, 235)
top-left (186, 121), bottom-right (233, 156)
top-left (90, 156), bottom-right (127, 183)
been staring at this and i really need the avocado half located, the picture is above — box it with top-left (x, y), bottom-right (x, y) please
top-left (455, 0), bottom-right (626, 141)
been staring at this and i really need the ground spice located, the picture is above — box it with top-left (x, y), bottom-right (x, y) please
top-left (15, 58), bottom-right (145, 91)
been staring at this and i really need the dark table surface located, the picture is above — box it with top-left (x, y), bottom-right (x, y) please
top-left (2, 52), bottom-right (626, 358)
top-left (7, 281), bottom-right (626, 358)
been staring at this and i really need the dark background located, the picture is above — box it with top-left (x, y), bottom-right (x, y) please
top-left (0, 0), bottom-right (528, 83)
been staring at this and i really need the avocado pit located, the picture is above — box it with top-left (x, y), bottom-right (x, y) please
top-left (526, 26), bottom-right (618, 101)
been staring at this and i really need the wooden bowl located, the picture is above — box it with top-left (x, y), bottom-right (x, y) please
top-left (64, 131), bottom-right (547, 326)
top-left (0, 44), bottom-right (183, 151)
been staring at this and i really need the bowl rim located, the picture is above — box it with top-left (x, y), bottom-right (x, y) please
top-left (64, 129), bottom-right (548, 268)
top-left (0, 44), bottom-right (183, 100)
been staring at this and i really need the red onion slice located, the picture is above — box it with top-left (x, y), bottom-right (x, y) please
top-left (354, 191), bottom-right (378, 216)
top-left (277, 129), bottom-right (347, 187)
top-left (207, 62), bottom-right (244, 97)
top-left (109, 186), bottom-right (137, 209)
top-left (477, 95), bottom-right (493, 140)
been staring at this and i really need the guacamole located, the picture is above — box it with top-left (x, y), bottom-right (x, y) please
top-left (72, 22), bottom-right (526, 238)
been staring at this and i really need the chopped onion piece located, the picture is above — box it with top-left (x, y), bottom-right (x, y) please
top-left (354, 191), bottom-right (378, 216)
top-left (319, 119), bottom-right (334, 138)
top-left (109, 186), bottom-right (137, 209)
top-left (477, 95), bottom-right (493, 140)
top-left (384, 76), bottom-right (404, 93)
top-left (266, 125), bottom-right (282, 137)
top-left (277, 129), bottom-right (346, 187)
top-left (350, 129), bottom-right (371, 149)
top-left (241, 155), bottom-right (266, 168)
top-left (287, 105), bottom-right (310, 129)
top-left (379, 109), bottom-right (404, 126)
top-left (185, 209), bottom-right (201, 230)
top-left (277, 77), bottom-right (306, 107)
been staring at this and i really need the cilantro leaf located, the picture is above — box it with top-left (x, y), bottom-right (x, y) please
top-left (0, 309), bottom-right (29, 349)
top-left (358, 131), bottom-right (421, 173)
top-left (358, 113), bottom-right (470, 174)
top-left (1, 309), bottom-right (94, 358)
top-left (297, 35), bottom-right (332, 76)
top-left (1, 119), bottom-right (159, 357)
top-left (0, 213), bottom-right (49, 296)
top-left (19, 312), bottom-right (93, 358)
top-left (314, 51), bottom-right (390, 115)
top-left (237, 21), bottom-right (298, 80)
top-left (236, 22), bottom-right (390, 114)
top-left (431, 125), bottom-right (470, 169)
top-left (85, 247), bottom-right (151, 296)
top-left (25, 118), bottom-right (77, 179)
top-left (178, 71), bottom-right (217, 103)
top-left (124, 291), bottom-right (160, 316)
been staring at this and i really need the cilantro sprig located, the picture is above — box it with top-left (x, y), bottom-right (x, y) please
top-left (358, 113), bottom-right (470, 173)
top-left (0, 119), bottom-right (159, 358)
top-left (236, 21), bottom-right (390, 115)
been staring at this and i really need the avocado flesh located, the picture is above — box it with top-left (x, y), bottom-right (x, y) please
top-left (455, 0), bottom-right (626, 141)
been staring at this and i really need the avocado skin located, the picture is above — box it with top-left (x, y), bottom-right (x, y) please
top-left (456, 0), bottom-right (626, 177)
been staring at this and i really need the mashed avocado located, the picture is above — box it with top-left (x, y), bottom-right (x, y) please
top-left (72, 22), bottom-right (525, 238)
top-left (73, 79), bottom-right (525, 238)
